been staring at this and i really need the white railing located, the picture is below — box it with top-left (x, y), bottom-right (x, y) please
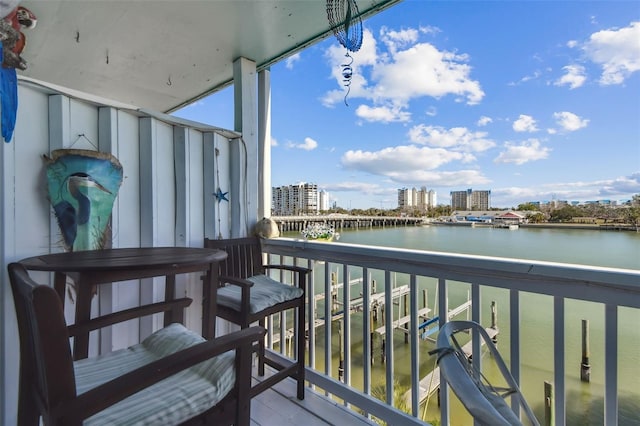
top-left (260, 238), bottom-right (640, 426)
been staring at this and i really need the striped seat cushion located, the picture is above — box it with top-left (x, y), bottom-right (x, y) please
top-left (74, 323), bottom-right (235, 425)
top-left (217, 274), bottom-right (304, 314)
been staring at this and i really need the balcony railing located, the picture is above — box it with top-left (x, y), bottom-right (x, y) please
top-left (258, 238), bottom-right (640, 426)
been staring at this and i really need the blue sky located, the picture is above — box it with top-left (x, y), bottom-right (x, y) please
top-left (175, 0), bottom-right (640, 209)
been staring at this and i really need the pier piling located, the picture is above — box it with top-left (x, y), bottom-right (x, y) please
top-left (581, 319), bottom-right (591, 382)
top-left (544, 381), bottom-right (554, 426)
top-left (491, 301), bottom-right (498, 345)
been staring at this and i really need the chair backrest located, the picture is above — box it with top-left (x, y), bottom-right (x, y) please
top-left (204, 237), bottom-right (265, 280)
top-left (8, 262), bottom-right (77, 426)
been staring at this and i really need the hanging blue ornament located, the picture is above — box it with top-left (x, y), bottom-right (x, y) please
top-left (327, 0), bottom-right (364, 106)
top-left (214, 187), bottom-right (229, 203)
top-left (327, 0), bottom-right (363, 53)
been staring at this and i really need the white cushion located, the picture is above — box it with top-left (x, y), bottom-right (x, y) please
top-left (217, 274), bottom-right (303, 314)
top-left (75, 323), bottom-right (235, 425)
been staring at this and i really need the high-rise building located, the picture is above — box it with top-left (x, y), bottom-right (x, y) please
top-left (318, 190), bottom-right (330, 212)
top-left (450, 188), bottom-right (491, 210)
top-left (398, 188), bottom-right (413, 209)
top-left (398, 187), bottom-right (437, 211)
top-left (272, 183), bottom-right (319, 215)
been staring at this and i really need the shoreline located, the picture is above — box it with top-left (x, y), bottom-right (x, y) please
top-left (519, 223), bottom-right (638, 231)
top-left (430, 221), bottom-right (638, 232)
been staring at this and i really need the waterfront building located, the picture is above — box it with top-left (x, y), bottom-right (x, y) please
top-left (398, 186), bottom-right (437, 211)
top-left (272, 182), bottom-right (319, 215)
top-left (318, 190), bottom-right (330, 212)
top-left (450, 188), bottom-right (491, 210)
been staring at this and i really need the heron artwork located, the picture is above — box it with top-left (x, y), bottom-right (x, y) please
top-left (45, 149), bottom-right (123, 252)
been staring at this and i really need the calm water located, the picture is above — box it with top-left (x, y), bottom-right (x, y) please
top-left (289, 225), bottom-right (640, 425)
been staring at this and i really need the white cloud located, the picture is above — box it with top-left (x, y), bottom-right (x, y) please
top-left (380, 26), bottom-right (420, 55)
top-left (342, 145), bottom-right (470, 174)
top-left (555, 65), bottom-right (587, 89)
top-left (583, 21), bottom-right (640, 85)
top-left (493, 172), bottom-right (640, 206)
top-left (385, 169), bottom-right (490, 186)
top-left (285, 53), bottom-right (301, 70)
top-left (322, 181), bottom-right (384, 194)
top-left (408, 125), bottom-right (495, 152)
top-left (477, 116), bottom-right (493, 126)
top-left (271, 137), bottom-right (279, 147)
top-left (322, 26), bottom-right (485, 113)
top-left (509, 70), bottom-right (542, 86)
top-left (339, 144), bottom-right (491, 186)
top-left (287, 137), bottom-right (318, 151)
top-left (355, 104), bottom-right (411, 123)
top-left (512, 115), bottom-right (539, 132)
top-left (553, 111), bottom-right (589, 131)
top-left (494, 139), bottom-right (550, 165)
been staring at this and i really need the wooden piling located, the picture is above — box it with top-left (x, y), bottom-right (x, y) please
top-left (338, 319), bottom-right (344, 382)
top-left (370, 310), bottom-right (375, 366)
top-left (491, 300), bottom-right (497, 329)
top-left (581, 319), bottom-right (591, 382)
top-left (331, 272), bottom-right (338, 312)
top-left (403, 294), bottom-right (409, 344)
top-left (544, 381), bottom-right (554, 426)
top-left (491, 301), bottom-right (498, 345)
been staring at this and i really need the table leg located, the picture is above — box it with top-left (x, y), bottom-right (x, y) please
top-left (73, 280), bottom-right (93, 360)
top-left (164, 274), bottom-right (177, 326)
top-left (53, 272), bottom-right (66, 307)
top-left (202, 263), bottom-right (217, 340)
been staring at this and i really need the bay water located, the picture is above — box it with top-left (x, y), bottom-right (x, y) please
top-left (290, 225), bottom-right (640, 425)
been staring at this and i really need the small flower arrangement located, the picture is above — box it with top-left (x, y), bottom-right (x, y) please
top-left (301, 223), bottom-right (339, 241)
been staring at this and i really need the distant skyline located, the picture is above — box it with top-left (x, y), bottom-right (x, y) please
top-left (175, 1), bottom-right (640, 209)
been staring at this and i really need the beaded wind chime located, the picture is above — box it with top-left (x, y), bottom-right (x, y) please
top-left (326, 0), bottom-right (363, 106)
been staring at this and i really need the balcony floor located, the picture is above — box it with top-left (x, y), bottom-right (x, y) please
top-left (251, 367), bottom-right (376, 426)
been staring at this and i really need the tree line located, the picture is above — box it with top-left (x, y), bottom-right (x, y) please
top-left (322, 194), bottom-right (640, 226)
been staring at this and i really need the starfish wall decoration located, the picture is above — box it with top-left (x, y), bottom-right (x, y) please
top-left (214, 187), bottom-right (229, 203)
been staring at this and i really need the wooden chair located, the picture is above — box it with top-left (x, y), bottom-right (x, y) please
top-left (8, 262), bottom-right (266, 426)
top-left (204, 236), bottom-right (310, 400)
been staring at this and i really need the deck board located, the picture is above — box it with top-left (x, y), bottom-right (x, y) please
top-left (250, 366), bottom-right (375, 425)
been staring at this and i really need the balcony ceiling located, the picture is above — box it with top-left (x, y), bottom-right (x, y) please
top-left (17, 0), bottom-right (400, 113)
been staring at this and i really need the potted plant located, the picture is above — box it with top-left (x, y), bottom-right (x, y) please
top-left (301, 223), bottom-right (339, 242)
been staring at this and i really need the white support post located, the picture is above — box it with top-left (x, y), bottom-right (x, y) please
top-left (232, 57), bottom-right (258, 237)
top-left (258, 68), bottom-right (272, 220)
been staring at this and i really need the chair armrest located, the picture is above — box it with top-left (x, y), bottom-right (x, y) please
top-left (219, 275), bottom-right (254, 314)
top-left (67, 298), bottom-right (192, 338)
top-left (263, 264), bottom-right (311, 288)
top-left (264, 264), bottom-right (311, 275)
top-left (219, 275), bottom-right (254, 289)
top-left (58, 326), bottom-right (266, 424)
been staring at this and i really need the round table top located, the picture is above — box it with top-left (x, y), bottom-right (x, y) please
top-left (19, 247), bottom-right (227, 273)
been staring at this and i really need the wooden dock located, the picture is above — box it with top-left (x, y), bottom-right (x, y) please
top-left (374, 306), bottom-right (432, 335)
top-left (404, 326), bottom-right (499, 409)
